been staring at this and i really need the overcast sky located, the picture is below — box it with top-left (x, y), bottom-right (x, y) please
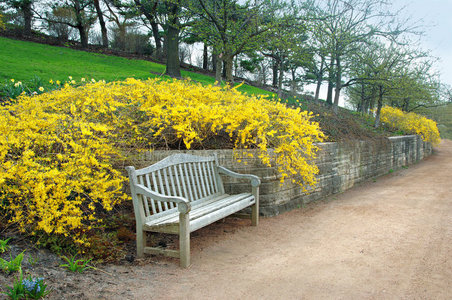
top-left (392, 0), bottom-right (452, 86)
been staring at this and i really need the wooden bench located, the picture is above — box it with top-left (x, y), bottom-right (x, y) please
top-left (126, 153), bottom-right (260, 267)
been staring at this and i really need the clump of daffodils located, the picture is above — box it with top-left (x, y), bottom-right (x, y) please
top-left (0, 78), bottom-right (324, 247)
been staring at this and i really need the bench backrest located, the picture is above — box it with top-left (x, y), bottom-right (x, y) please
top-left (129, 154), bottom-right (225, 220)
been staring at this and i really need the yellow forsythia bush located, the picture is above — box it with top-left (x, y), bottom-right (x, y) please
top-left (380, 106), bottom-right (440, 146)
top-left (0, 78), bottom-right (324, 246)
top-left (0, 14), bottom-right (5, 29)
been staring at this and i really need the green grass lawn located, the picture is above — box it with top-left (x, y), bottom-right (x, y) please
top-left (0, 36), bottom-right (274, 96)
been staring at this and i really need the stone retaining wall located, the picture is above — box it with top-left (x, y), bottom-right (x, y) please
top-left (132, 135), bottom-right (432, 216)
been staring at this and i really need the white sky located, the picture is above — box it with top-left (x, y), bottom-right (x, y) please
top-left (392, 0), bottom-right (452, 86)
top-left (311, 0), bottom-right (452, 106)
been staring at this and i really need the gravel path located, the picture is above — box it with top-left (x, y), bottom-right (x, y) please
top-left (6, 140), bottom-right (450, 299)
top-left (131, 140), bottom-right (452, 299)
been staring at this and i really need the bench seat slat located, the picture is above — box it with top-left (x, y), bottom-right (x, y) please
top-left (152, 193), bottom-right (251, 226)
top-left (144, 193), bottom-right (254, 233)
top-left (144, 193), bottom-right (229, 225)
top-left (190, 195), bottom-right (254, 232)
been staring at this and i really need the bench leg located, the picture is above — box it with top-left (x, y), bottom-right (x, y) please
top-left (179, 213), bottom-right (190, 268)
top-left (251, 186), bottom-right (259, 226)
top-left (136, 226), bottom-right (146, 258)
top-left (251, 203), bottom-right (259, 226)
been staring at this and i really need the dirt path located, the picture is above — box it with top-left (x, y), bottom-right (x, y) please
top-left (41, 140), bottom-right (452, 299)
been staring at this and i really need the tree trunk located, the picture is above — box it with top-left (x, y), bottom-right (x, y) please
top-left (314, 57), bottom-right (324, 103)
top-left (212, 47), bottom-right (217, 72)
top-left (22, 1), bottom-right (33, 36)
top-left (134, 0), bottom-right (162, 59)
top-left (93, 0), bottom-right (108, 47)
top-left (326, 56), bottom-right (334, 106)
top-left (333, 56), bottom-right (342, 112)
top-left (165, 26), bottom-right (180, 78)
top-left (277, 59), bottom-right (284, 98)
top-left (403, 98), bottom-right (410, 111)
top-left (224, 54), bottom-right (234, 84)
top-left (73, 0), bottom-right (88, 48)
top-left (215, 53), bottom-right (222, 85)
top-left (369, 87), bottom-right (377, 112)
top-left (360, 83), bottom-right (366, 113)
top-left (374, 85), bottom-right (384, 128)
top-left (272, 58), bottom-right (278, 88)
top-left (151, 21), bottom-right (162, 59)
top-left (222, 60), bottom-right (227, 79)
top-left (290, 68), bottom-right (297, 96)
top-left (203, 44), bottom-right (208, 70)
top-left (118, 25), bottom-right (126, 51)
top-left (164, 2), bottom-right (181, 78)
top-left (78, 26), bottom-right (88, 48)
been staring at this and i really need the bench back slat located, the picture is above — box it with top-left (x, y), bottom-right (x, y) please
top-left (132, 154), bottom-right (224, 219)
top-left (182, 163), bottom-right (195, 201)
top-left (201, 162), bottom-right (211, 195)
top-left (166, 167), bottom-right (177, 209)
top-left (156, 169), bottom-right (169, 211)
top-left (175, 164), bottom-right (188, 201)
top-left (174, 166), bottom-right (184, 199)
top-left (207, 161), bottom-right (217, 193)
top-left (144, 174), bottom-right (157, 214)
top-left (151, 171), bottom-right (164, 213)
top-left (192, 163), bottom-right (203, 199)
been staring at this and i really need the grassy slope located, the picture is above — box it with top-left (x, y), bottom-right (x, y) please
top-left (0, 36), bottom-right (273, 96)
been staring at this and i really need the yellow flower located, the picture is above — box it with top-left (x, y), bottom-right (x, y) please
top-left (38, 87), bottom-right (44, 92)
top-left (81, 78), bottom-right (86, 82)
top-left (56, 80), bottom-right (61, 85)
top-left (68, 76), bottom-right (73, 80)
top-left (91, 78), bottom-right (96, 83)
top-left (49, 79), bottom-right (54, 84)
top-left (71, 80), bottom-right (76, 84)
top-left (14, 81), bottom-right (22, 87)
top-left (10, 79), bottom-right (14, 83)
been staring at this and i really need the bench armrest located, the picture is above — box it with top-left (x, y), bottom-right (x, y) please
top-left (217, 166), bottom-right (261, 187)
top-left (135, 184), bottom-right (191, 213)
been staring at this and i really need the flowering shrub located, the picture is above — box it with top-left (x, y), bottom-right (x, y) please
top-left (379, 106), bottom-right (440, 145)
top-left (0, 78), bottom-right (323, 248)
top-left (0, 14), bottom-right (5, 30)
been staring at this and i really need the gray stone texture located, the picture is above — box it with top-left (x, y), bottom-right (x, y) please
top-left (131, 135), bottom-right (432, 216)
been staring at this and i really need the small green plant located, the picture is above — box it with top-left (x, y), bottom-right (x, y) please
top-left (0, 252), bottom-right (24, 274)
top-left (27, 255), bottom-right (38, 267)
top-left (21, 275), bottom-right (51, 299)
top-left (60, 254), bottom-right (94, 273)
top-left (0, 238), bottom-right (10, 253)
top-left (388, 169), bottom-right (394, 174)
top-left (3, 267), bottom-right (25, 300)
top-left (3, 268), bottom-right (51, 300)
